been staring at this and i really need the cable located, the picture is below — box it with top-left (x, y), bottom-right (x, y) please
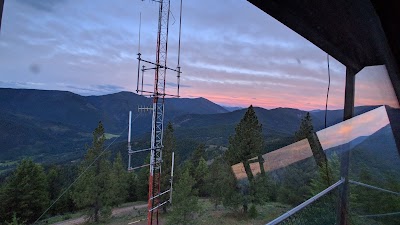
top-left (349, 180), bottom-right (400, 196)
top-left (33, 114), bottom-right (142, 224)
top-left (359, 212), bottom-right (400, 218)
top-left (176, 0), bottom-right (183, 96)
top-left (138, 12), bottom-right (142, 53)
top-left (325, 54), bottom-right (331, 128)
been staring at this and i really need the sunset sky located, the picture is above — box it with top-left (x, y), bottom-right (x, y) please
top-left (0, 0), bottom-right (398, 110)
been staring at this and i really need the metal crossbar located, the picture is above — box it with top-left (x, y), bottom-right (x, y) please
top-left (266, 178), bottom-right (344, 225)
top-left (150, 189), bottom-right (171, 200)
top-left (349, 180), bottom-right (400, 196)
top-left (149, 200), bottom-right (169, 212)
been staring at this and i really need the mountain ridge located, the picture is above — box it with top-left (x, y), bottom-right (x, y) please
top-left (0, 88), bottom-right (394, 168)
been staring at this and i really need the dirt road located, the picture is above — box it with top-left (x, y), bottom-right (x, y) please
top-left (52, 204), bottom-right (147, 225)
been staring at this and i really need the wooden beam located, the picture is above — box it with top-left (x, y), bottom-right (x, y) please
top-left (339, 67), bottom-right (356, 225)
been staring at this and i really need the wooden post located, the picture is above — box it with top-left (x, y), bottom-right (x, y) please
top-left (339, 67), bottom-right (356, 225)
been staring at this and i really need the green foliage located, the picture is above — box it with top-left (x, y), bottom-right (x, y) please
top-left (0, 159), bottom-right (49, 224)
top-left (207, 158), bottom-right (233, 208)
top-left (277, 160), bottom-right (316, 205)
top-left (46, 165), bottom-right (76, 215)
top-left (310, 154), bottom-right (340, 196)
top-left (136, 154), bottom-right (150, 201)
top-left (294, 112), bottom-right (313, 141)
top-left (72, 121), bottom-right (114, 222)
top-left (225, 105), bottom-right (264, 167)
top-left (111, 152), bottom-right (129, 206)
top-left (126, 172), bottom-right (138, 202)
top-left (6, 213), bottom-right (25, 225)
top-left (194, 157), bottom-right (210, 197)
top-left (250, 173), bottom-right (274, 204)
top-left (351, 169), bottom-right (400, 225)
top-left (167, 169), bottom-right (200, 225)
top-left (223, 106), bottom-right (271, 212)
top-left (191, 143), bottom-right (206, 167)
top-left (248, 205), bottom-right (258, 219)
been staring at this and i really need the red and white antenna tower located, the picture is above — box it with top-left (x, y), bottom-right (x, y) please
top-left (128, 0), bottom-right (182, 225)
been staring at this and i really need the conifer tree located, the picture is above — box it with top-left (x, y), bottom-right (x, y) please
top-left (295, 112), bottom-right (314, 141)
top-left (295, 112), bottom-right (331, 185)
top-left (224, 105), bottom-right (265, 213)
top-left (194, 157), bottom-right (209, 197)
top-left (207, 157), bottom-right (241, 209)
top-left (225, 105), bottom-right (264, 181)
top-left (191, 143), bottom-right (206, 167)
top-left (72, 121), bottom-right (114, 222)
top-left (47, 166), bottom-right (69, 215)
top-left (111, 152), bottom-right (129, 206)
top-left (127, 171), bottom-right (138, 202)
top-left (1, 159), bottom-right (49, 224)
top-left (167, 169), bottom-right (200, 225)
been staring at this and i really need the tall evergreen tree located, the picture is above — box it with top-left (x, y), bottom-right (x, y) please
top-left (194, 157), bottom-right (209, 197)
top-left (72, 121), bottom-right (114, 222)
top-left (225, 105), bottom-right (264, 181)
top-left (295, 112), bottom-right (314, 141)
top-left (0, 159), bottom-right (49, 224)
top-left (295, 112), bottom-right (332, 186)
top-left (47, 166), bottom-right (75, 215)
top-left (111, 152), bottom-right (129, 206)
top-left (207, 157), bottom-right (242, 209)
top-left (167, 169), bottom-right (200, 225)
top-left (191, 143), bottom-right (206, 167)
top-left (126, 171), bottom-right (138, 202)
top-left (224, 105), bottom-right (264, 213)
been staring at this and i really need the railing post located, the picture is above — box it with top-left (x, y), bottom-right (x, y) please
top-left (339, 67), bottom-right (356, 225)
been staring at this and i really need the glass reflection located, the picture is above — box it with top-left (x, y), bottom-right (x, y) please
top-left (232, 139), bottom-right (313, 180)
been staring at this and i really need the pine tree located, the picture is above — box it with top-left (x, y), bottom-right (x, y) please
top-left (294, 112), bottom-right (314, 141)
top-left (72, 121), bottom-right (114, 222)
top-left (295, 112), bottom-right (331, 185)
top-left (127, 171), bottom-right (138, 202)
top-left (194, 157), bottom-right (209, 197)
top-left (46, 166), bottom-right (75, 215)
top-left (250, 173), bottom-right (273, 205)
top-left (167, 169), bottom-right (200, 225)
top-left (207, 157), bottom-right (242, 209)
top-left (224, 105), bottom-right (264, 213)
top-left (111, 152), bottom-right (129, 206)
top-left (1, 159), bottom-right (49, 224)
top-left (225, 105), bottom-right (264, 181)
top-left (191, 143), bottom-right (206, 167)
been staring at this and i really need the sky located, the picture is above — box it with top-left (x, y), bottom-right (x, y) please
top-left (0, 0), bottom-right (398, 110)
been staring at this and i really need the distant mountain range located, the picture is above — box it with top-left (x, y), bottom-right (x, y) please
top-left (0, 88), bottom-right (396, 171)
top-left (222, 106), bottom-right (244, 112)
top-left (325, 124), bottom-right (400, 179)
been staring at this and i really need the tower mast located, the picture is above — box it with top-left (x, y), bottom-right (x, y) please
top-left (129, 0), bottom-right (182, 224)
top-left (147, 0), bottom-right (170, 224)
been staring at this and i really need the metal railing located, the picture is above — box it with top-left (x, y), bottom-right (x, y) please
top-left (266, 178), bottom-right (344, 225)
